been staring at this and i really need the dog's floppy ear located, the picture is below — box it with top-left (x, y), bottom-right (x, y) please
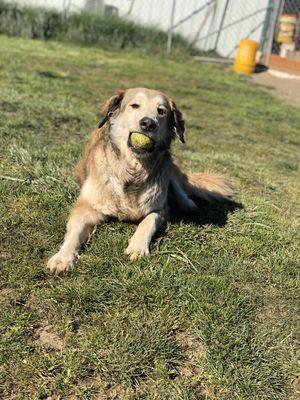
top-left (98, 90), bottom-right (125, 128)
top-left (169, 100), bottom-right (185, 143)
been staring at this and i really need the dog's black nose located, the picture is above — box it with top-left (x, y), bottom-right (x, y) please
top-left (139, 117), bottom-right (157, 132)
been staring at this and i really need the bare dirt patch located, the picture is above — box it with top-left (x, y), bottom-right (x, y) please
top-left (292, 376), bottom-right (300, 398)
top-left (174, 331), bottom-right (219, 398)
top-left (175, 330), bottom-right (206, 377)
top-left (35, 325), bottom-right (64, 351)
top-left (64, 376), bottom-right (132, 400)
top-left (0, 288), bottom-right (14, 303)
top-left (253, 70), bottom-right (300, 108)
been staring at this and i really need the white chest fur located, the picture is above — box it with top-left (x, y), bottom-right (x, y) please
top-left (80, 166), bottom-right (169, 221)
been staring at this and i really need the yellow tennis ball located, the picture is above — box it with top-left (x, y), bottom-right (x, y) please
top-left (130, 132), bottom-right (154, 149)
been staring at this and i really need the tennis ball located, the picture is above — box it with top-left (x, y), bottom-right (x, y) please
top-left (130, 132), bottom-right (154, 150)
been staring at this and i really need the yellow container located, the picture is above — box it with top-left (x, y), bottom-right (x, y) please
top-left (234, 39), bottom-right (258, 74)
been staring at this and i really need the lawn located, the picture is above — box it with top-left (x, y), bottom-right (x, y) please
top-left (0, 35), bottom-right (299, 400)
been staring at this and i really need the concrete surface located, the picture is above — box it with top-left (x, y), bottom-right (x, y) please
top-left (252, 70), bottom-right (300, 108)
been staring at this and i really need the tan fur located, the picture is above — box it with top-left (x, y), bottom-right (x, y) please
top-left (171, 163), bottom-right (234, 202)
top-left (47, 88), bottom-right (233, 274)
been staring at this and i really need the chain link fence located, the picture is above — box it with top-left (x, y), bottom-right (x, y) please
top-left (271, 0), bottom-right (300, 57)
top-left (106, 0), bottom-right (274, 59)
top-left (3, 0), bottom-right (300, 65)
top-left (101, 0), bottom-right (286, 63)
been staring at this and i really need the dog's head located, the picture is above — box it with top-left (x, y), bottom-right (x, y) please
top-left (99, 88), bottom-right (185, 158)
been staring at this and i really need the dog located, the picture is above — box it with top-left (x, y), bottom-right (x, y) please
top-left (47, 88), bottom-right (233, 274)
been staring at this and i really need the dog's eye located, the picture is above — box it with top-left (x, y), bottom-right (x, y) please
top-left (157, 107), bottom-right (166, 116)
top-left (131, 103), bottom-right (140, 109)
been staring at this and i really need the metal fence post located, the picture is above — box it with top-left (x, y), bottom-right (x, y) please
top-left (258, 0), bottom-right (273, 60)
top-left (167, 0), bottom-right (177, 56)
top-left (214, 0), bottom-right (230, 51)
top-left (265, 0), bottom-right (283, 66)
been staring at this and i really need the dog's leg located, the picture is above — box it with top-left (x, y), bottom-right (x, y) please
top-left (171, 163), bottom-right (234, 203)
top-left (47, 199), bottom-right (103, 274)
top-left (185, 173), bottom-right (234, 201)
top-left (124, 211), bottom-right (165, 261)
top-left (170, 174), bottom-right (197, 212)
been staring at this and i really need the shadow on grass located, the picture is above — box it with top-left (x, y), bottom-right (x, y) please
top-left (78, 199), bottom-right (243, 264)
top-left (170, 198), bottom-right (243, 228)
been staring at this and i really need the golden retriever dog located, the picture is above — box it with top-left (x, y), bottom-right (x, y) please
top-left (47, 88), bottom-right (233, 274)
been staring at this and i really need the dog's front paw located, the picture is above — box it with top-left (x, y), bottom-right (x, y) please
top-left (47, 252), bottom-right (76, 274)
top-left (124, 240), bottom-right (150, 261)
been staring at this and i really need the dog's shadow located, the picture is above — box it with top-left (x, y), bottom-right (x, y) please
top-left (169, 197), bottom-right (243, 228)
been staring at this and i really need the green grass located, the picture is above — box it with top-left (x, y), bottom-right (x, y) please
top-left (0, 1), bottom-right (197, 56)
top-left (0, 35), bottom-right (299, 399)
